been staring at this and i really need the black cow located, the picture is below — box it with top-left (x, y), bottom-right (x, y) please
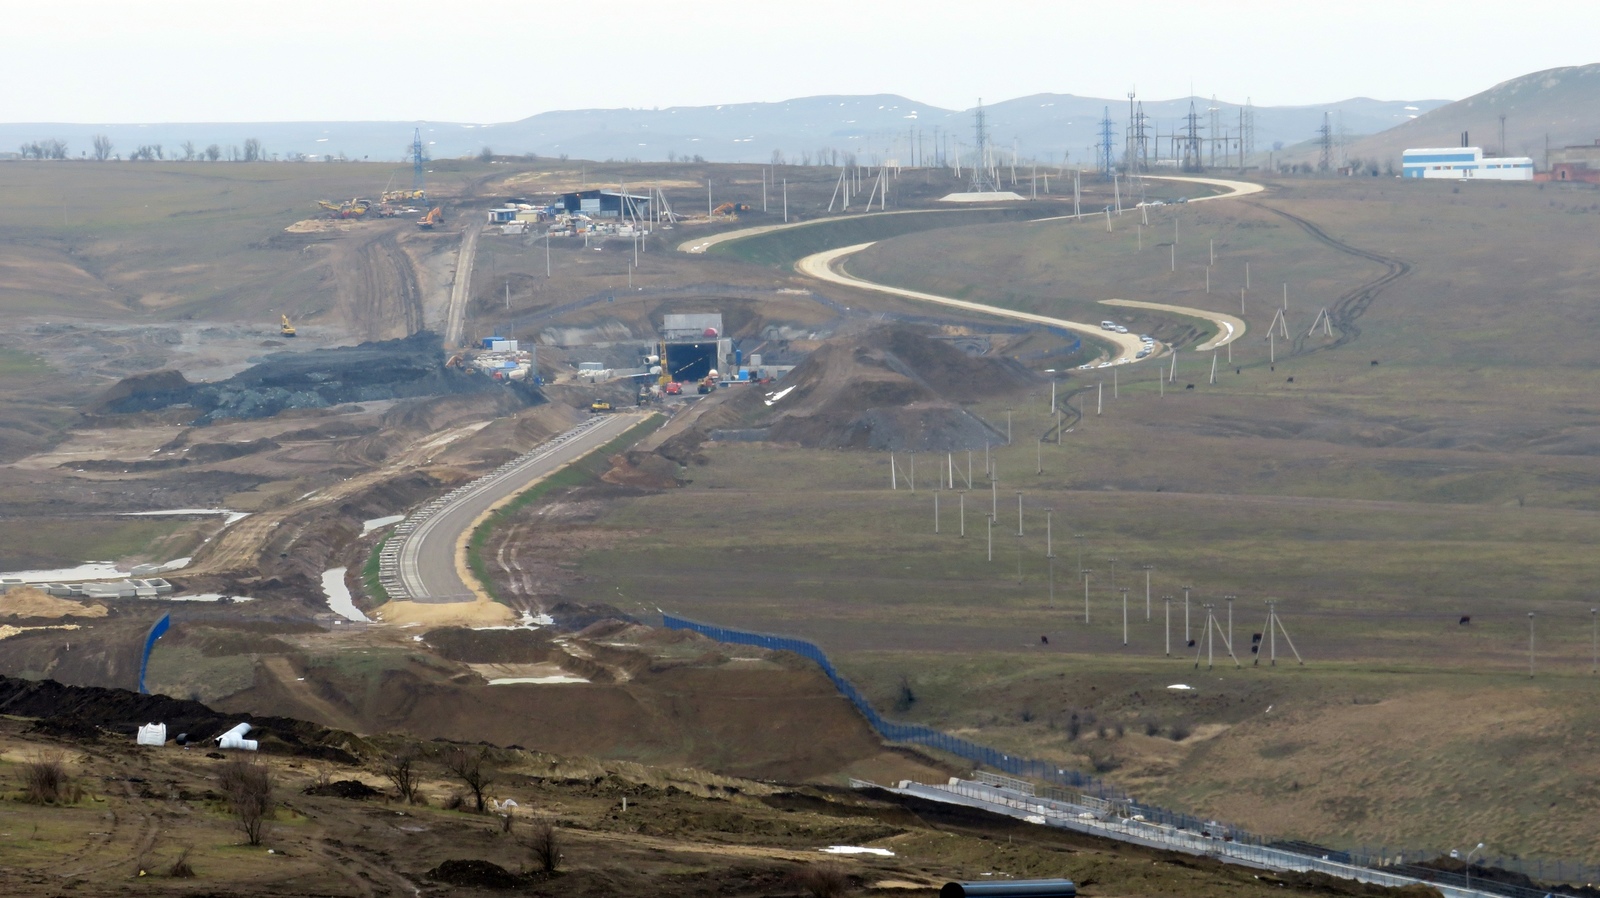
top-left (1041, 635), bottom-right (1050, 645)
top-left (1459, 615), bottom-right (1471, 625)
top-left (1186, 384), bottom-right (1195, 390)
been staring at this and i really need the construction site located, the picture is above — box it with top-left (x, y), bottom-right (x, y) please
top-left (4, 89), bottom-right (1600, 898)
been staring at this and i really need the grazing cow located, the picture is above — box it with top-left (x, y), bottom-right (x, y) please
top-left (1041, 635), bottom-right (1049, 645)
top-left (1371, 360), bottom-right (1380, 366)
top-left (1187, 639), bottom-right (1197, 648)
top-left (1236, 367), bottom-right (1241, 375)
top-left (1186, 383), bottom-right (1195, 390)
top-left (1459, 615), bottom-right (1471, 625)
top-left (1287, 376), bottom-right (1295, 383)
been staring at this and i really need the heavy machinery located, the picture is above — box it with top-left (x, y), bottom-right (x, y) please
top-left (317, 197), bottom-right (372, 219)
top-left (417, 206), bottom-right (444, 229)
top-left (382, 188), bottom-right (427, 204)
top-left (695, 370), bottom-right (719, 394)
top-left (279, 314), bottom-right (297, 338)
top-left (589, 399), bottom-right (613, 413)
top-left (710, 202), bottom-right (752, 217)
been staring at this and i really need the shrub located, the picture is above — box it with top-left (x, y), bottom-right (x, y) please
top-left (23, 752), bottom-right (75, 804)
top-left (167, 848), bottom-right (196, 878)
top-left (217, 757), bottom-right (275, 846)
top-left (527, 821), bottom-right (561, 873)
top-left (791, 862), bottom-right (852, 898)
top-left (1168, 721), bottom-right (1193, 741)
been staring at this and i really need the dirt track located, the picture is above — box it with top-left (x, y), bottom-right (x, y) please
top-left (1100, 299), bottom-right (1246, 351)
top-left (336, 229), bottom-right (425, 341)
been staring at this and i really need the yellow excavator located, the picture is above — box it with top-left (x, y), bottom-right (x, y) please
top-left (280, 314), bottom-right (297, 338)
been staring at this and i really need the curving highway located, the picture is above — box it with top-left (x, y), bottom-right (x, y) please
top-left (693, 175), bottom-right (1262, 364)
top-left (796, 242), bottom-right (1150, 363)
top-left (382, 412), bottom-right (642, 603)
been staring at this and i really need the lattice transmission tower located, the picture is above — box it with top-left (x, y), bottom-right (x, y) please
top-left (969, 101), bottom-right (1000, 193)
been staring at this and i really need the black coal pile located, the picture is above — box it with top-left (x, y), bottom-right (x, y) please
top-left (97, 332), bottom-right (537, 424)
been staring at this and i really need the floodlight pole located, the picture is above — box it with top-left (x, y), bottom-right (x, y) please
top-left (1081, 570), bottom-right (1092, 624)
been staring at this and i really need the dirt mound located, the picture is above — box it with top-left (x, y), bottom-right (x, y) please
top-left (0, 675), bottom-right (363, 761)
top-left (95, 332), bottom-right (538, 424)
top-left (0, 587), bottom-right (108, 620)
top-left (302, 779), bottom-right (382, 799)
top-left (427, 859), bottom-right (525, 889)
top-left (87, 369), bottom-right (190, 414)
top-left (710, 324), bottom-right (1036, 451)
top-left (424, 627), bottom-right (555, 663)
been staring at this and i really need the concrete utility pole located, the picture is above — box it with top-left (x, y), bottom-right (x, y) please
top-left (1016, 492), bottom-right (1024, 536)
top-left (1120, 587), bottom-right (1131, 646)
top-left (1182, 585), bottom-right (1192, 643)
top-left (1081, 570), bottom-right (1093, 623)
top-left (1141, 564), bottom-right (1154, 621)
top-left (1163, 596), bottom-right (1174, 656)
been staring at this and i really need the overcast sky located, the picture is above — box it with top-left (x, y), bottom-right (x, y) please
top-left (4, 0), bottom-right (1591, 123)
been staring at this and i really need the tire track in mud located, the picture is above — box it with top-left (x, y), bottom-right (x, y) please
top-left (351, 232), bottom-right (425, 341)
top-left (1248, 203), bottom-right (1413, 356)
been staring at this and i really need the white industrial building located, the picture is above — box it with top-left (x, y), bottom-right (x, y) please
top-left (1401, 147), bottom-right (1534, 180)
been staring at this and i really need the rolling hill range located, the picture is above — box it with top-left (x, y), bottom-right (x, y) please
top-left (0, 92), bottom-right (1445, 166)
top-left (1304, 63), bottom-right (1600, 167)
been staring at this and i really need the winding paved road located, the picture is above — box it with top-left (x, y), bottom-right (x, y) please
top-left (384, 412), bottom-right (641, 603)
top-left (694, 175), bottom-right (1263, 364)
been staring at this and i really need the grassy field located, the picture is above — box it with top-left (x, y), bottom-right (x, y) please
top-left (0, 517), bottom-right (200, 572)
top-left (537, 175), bottom-right (1600, 857)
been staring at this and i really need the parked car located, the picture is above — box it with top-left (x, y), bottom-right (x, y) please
top-left (664, 381), bottom-right (682, 395)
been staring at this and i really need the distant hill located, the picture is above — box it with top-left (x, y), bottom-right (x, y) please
top-left (0, 93), bottom-right (1447, 167)
top-left (1319, 64), bottom-right (1600, 169)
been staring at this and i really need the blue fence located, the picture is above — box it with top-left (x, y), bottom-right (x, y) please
top-left (661, 614), bottom-right (1117, 797)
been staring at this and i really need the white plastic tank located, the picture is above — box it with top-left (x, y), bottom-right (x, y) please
top-left (136, 723), bottom-right (166, 746)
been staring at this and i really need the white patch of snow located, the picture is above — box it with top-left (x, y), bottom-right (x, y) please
top-left (486, 675), bottom-right (589, 685)
top-left (764, 386), bottom-right (796, 406)
top-left (819, 846), bottom-right (895, 857)
top-left (361, 515), bottom-right (405, 535)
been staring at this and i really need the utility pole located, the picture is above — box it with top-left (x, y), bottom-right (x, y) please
top-left (1120, 588), bottom-right (1130, 646)
top-left (1081, 570), bottom-right (1093, 624)
top-left (1016, 491), bottom-right (1024, 536)
top-left (1182, 585), bottom-right (1192, 643)
top-left (1163, 596), bottom-right (1173, 656)
top-left (1141, 564), bottom-right (1154, 621)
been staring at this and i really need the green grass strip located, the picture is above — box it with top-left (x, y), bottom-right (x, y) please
top-left (362, 536), bottom-right (390, 605)
top-left (467, 414), bottom-right (664, 606)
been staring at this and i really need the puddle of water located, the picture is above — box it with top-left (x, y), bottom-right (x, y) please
top-left (164, 594), bottom-right (258, 603)
top-left (320, 568), bottom-right (371, 622)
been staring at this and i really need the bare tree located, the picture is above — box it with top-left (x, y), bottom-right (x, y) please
top-left (217, 757), bottom-right (275, 845)
top-left (526, 821), bottom-right (561, 873)
top-left (441, 746), bottom-right (494, 813)
top-left (478, 146), bottom-right (493, 162)
top-left (92, 134), bottom-right (113, 161)
top-left (381, 747), bottom-right (422, 804)
top-left (242, 138), bottom-right (262, 162)
top-left (180, 140), bottom-right (195, 161)
top-left (205, 144), bottom-right (221, 162)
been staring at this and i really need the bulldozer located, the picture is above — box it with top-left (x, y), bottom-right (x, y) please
top-left (417, 206), bottom-right (444, 230)
top-left (279, 314), bottom-right (297, 338)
